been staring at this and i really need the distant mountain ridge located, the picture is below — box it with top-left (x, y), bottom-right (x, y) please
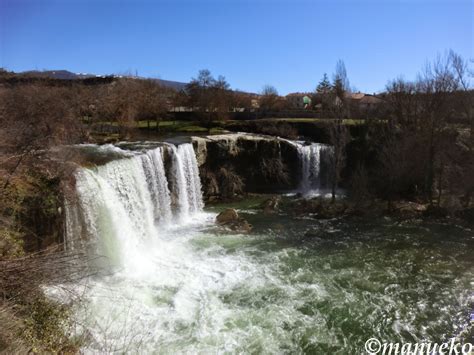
top-left (19, 70), bottom-right (188, 90)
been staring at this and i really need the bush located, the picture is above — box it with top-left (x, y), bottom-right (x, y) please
top-left (217, 165), bottom-right (245, 199)
top-left (22, 295), bottom-right (79, 353)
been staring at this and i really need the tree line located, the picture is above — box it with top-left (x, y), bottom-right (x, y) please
top-left (0, 50), bottom-right (472, 259)
top-left (334, 51), bottom-right (473, 212)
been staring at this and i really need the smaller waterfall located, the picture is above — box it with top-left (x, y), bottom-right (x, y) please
top-left (170, 143), bottom-right (204, 220)
top-left (298, 143), bottom-right (322, 192)
top-left (296, 142), bottom-right (332, 196)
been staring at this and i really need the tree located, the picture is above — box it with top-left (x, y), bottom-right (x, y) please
top-left (333, 60), bottom-right (350, 95)
top-left (316, 73), bottom-right (333, 114)
top-left (186, 69), bottom-right (232, 123)
top-left (327, 120), bottom-right (350, 203)
top-left (384, 78), bottom-right (419, 128)
top-left (316, 73), bottom-right (331, 94)
top-left (416, 53), bottom-right (458, 205)
top-left (326, 60), bottom-right (352, 202)
top-left (325, 60), bottom-right (351, 119)
top-left (134, 80), bottom-right (170, 130)
top-left (449, 50), bottom-right (473, 145)
top-left (186, 69), bottom-right (216, 119)
top-left (0, 84), bottom-right (85, 187)
top-left (380, 52), bottom-right (467, 207)
top-left (259, 85), bottom-right (281, 112)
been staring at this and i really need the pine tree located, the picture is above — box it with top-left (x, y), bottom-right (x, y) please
top-left (316, 73), bottom-right (331, 94)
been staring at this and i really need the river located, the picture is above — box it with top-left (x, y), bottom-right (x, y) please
top-left (59, 141), bottom-right (473, 353)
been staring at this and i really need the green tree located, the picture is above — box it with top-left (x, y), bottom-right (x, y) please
top-left (316, 73), bottom-right (331, 94)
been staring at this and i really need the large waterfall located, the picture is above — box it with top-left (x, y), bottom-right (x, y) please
top-left (65, 143), bottom-right (204, 267)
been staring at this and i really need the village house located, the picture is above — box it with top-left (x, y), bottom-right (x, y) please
top-left (286, 93), bottom-right (312, 109)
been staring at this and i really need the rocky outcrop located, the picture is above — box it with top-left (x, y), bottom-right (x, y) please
top-left (215, 208), bottom-right (252, 233)
top-left (260, 196), bottom-right (281, 215)
top-left (192, 134), bottom-right (300, 201)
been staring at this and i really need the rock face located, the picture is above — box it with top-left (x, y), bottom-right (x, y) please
top-left (215, 208), bottom-right (253, 233)
top-left (192, 134), bottom-right (300, 201)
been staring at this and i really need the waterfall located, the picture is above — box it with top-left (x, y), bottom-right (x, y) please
top-left (141, 148), bottom-right (172, 224)
top-left (170, 143), bottom-right (204, 221)
top-left (295, 142), bottom-right (331, 196)
top-left (65, 143), bottom-right (204, 266)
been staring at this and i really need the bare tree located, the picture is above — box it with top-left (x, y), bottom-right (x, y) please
top-left (134, 80), bottom-right (170, 130)
top-left (0, 84), bottom-right (86, 189)
top-left (186, 69), bottom-right (232, 124)
top-left (385, 78), bottom-right (420, 128)
top-left (416, 53), bottom-right (459, 204)
top-left (449, 50), bottom-right (473, 144)
top-left (328, 120), bottom-right (350, 203)
top-left (325, 60), bottom-right (352, 202)
top-left (333, 60), bottom-right (350, 95)
top-left (259, 85), bottom-right (287, 112)
top-left (260, 85), bottom-right (278, 111)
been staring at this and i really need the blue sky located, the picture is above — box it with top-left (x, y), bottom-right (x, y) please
top-left (1, 0), bottom-right (472, 94)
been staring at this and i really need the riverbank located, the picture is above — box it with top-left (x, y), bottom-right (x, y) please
top-left (89, 118), bottom-right (366, 143)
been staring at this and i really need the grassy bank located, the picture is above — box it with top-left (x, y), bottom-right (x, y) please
top-left (90, 118), bottom-right (367, 143)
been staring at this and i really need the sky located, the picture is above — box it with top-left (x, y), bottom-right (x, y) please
top-left (0, 0), bottom-right (472, 95)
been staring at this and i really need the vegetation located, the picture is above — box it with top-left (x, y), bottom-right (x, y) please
top-left (366, 51), bottom-right (473, 211)
top-left (0, 50), bottom-right (472, 350)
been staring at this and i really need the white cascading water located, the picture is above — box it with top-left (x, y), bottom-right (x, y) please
top-left (56, 139), bottom-right (467, 353)
top-left (295, 142), bottom-right (331, 196)
top-left (141, 148), bottom-right (172, 225)
top-left (65, 143), bottom-right (204, 268)
top-left (170, 144), bottom-right (204, 221)
top-left (61, 142), bottom-right (274, 352)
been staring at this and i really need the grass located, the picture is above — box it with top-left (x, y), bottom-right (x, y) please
top-left (91, 117), bottom-right (369, 139)
top-left (233, 118), bottom-right (366, 125)
top-left (136, 120), bottom-right (229, 133)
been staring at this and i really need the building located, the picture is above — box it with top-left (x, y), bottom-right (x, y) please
top-left (286, 93), bottom-right (312, 109)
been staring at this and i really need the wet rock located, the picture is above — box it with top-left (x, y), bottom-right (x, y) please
top-left (192, 137), bottom-right (208, 166)
top-left (191, 134), bottom-right (300, 202)
top-left (260, 196), bottom-right (281, 215)
top-left (423, 205), bottom-right (448, 218)
top-left (216, 208), bottom-right (253, 233)
top-left (289, 198), bottom-right (350, 219)
top-left (216, 208), bottom-right (240, 224)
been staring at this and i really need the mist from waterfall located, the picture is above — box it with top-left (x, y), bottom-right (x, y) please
top-left (65, 143), bottom-right (205, 269)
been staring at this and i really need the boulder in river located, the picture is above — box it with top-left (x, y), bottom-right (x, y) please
top-left (260, 196), bottom-right (281, 215)
top-left (216, 208), bottom-right (253, 233)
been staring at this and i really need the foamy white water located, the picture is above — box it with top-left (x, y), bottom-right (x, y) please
top-left (293, 142), bottom-right (333, 197)
top-left (63, 142), bottom-right (280, 352)
top-left (65, 143), bottom-right (205, 268)
top-left (142, 147), bottom-right (172, 225)
top-left (61, 141), bottom-right (473, 354)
